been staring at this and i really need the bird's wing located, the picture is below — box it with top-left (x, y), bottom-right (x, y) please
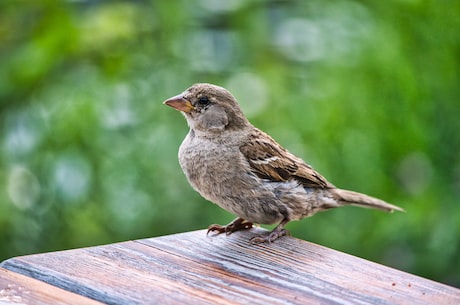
top-left (239, 130), bottom-right (330, 188)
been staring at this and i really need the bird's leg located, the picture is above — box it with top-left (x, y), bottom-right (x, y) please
top-left (250, 218), bottom-right (290, 244)
top-left (207, 217), bottom-right (253, 236)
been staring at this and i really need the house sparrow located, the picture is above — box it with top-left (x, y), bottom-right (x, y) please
top-left (164, 83), bottom-right (404, 244)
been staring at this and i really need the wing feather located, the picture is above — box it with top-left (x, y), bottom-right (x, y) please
top-left (240, 129), bottom-right (331, 188)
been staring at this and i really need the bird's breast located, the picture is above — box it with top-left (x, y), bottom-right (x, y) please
top-left (178, 132), bottom-right (241, 195)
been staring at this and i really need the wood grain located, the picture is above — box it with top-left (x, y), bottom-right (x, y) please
top-left (1, 228), bottom-right (459, 305)
top-left (0, 267), bottom-right (103, 305)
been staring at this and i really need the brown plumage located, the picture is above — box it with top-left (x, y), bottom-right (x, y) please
top-left (164, 83), bottom-right (404, 244)
top-left (240, 129), bottom-right (329, 188)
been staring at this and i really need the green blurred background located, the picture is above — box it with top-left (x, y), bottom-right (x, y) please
top-left (1, 0), bottom-right (459, 287)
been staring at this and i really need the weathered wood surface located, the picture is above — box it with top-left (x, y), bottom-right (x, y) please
top-left (1, 228), bottom-right (459, 305)
top-left (0, 267), bottom-right (103, 305)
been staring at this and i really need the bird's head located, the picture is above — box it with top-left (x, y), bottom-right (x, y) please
top-left (163, 83), bottom-right (250, 134)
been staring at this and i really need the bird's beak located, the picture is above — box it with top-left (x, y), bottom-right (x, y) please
top-left (163, 93), bottom-right (195, 113)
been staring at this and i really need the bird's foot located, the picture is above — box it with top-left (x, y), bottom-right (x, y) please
top-left (207, 217), bottom-right (253, 236)
top-left (250, 219), bottom-right (290, 244)
top-left (250, 228), bottom-right (289, 244)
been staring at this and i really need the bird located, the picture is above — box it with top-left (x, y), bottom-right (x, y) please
top-left (163, 83), bottom-right (404, 244)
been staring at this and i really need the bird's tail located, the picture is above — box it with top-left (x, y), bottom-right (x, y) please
top-left (332, 189), bottom-right (404, 213)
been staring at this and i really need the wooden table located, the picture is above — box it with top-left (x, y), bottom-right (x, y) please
top-left (1, 228), bottom-right (459, 304)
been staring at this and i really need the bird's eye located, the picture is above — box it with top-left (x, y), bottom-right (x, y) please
top-left (197, 96), bottom-right (210, 106)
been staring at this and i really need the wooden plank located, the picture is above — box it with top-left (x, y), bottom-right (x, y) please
top-left (0, 267), bottom-right (103, 305)
top-left (1, 228), bottom-right (459, 305)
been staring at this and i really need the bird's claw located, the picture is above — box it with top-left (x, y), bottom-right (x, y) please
top-left (250, 228), bottom-right (289, 244)
top-left (207, 224), bottom-right (227, 235)
top-left (207, 218), bottom-right (253, 236)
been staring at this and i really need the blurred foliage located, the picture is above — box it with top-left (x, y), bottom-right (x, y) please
top-left (1, 0), bottom-right (459, 287)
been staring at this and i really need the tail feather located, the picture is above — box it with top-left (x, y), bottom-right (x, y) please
top-left (333, 189), bottom-right (404, 213)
